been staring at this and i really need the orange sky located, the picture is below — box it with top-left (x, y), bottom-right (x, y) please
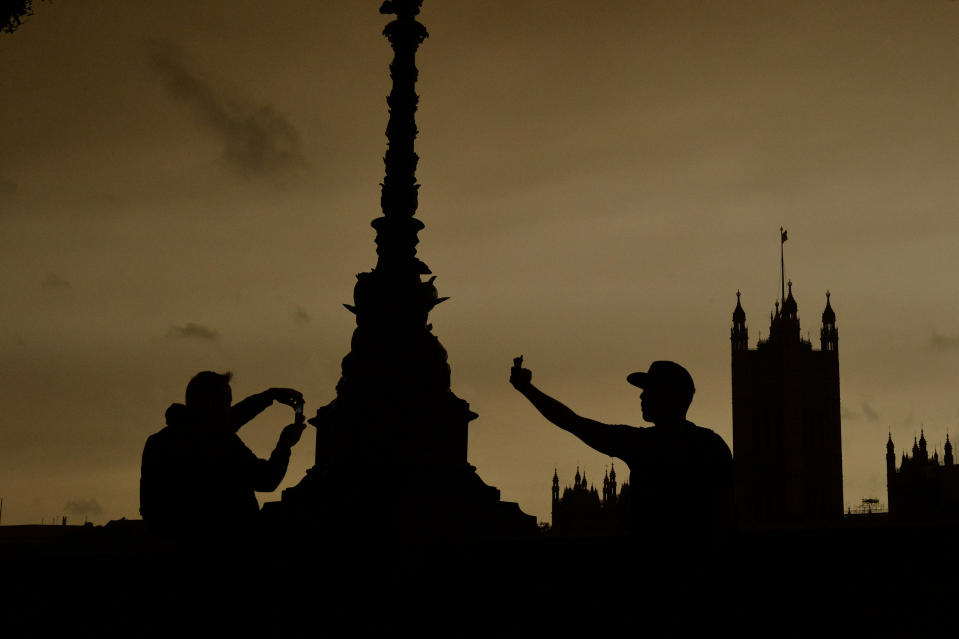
top-left (2, 0), bottom-right (959, 525)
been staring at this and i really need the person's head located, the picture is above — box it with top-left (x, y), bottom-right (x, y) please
top-left (185, 371), bottom-right (233, 431)
top-left (626, 361), bottom-right (695, 425)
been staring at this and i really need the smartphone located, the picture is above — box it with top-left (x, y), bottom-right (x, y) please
top-left (295, 402), bottom-right (304, 418)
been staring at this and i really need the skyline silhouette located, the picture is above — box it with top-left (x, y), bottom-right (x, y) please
top-left (3, 1), bottom-right (959, 528)
top-left (4, 5), bottom-right (959, 636)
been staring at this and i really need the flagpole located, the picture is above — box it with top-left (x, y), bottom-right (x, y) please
top-left (780, 227), bottom-right (786, 303)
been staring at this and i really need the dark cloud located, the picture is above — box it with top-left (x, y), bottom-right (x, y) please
top-left (147, 41), bottom-right (305, 178)
top-left (40, 272), bottom-right (71, 290)
top-left (861, 402), bottom-right (880, 423)
top-left (294, 306), bottom-right (310, 325)
top-left (841, 403), bottom-right (858, 420)
top-left (930, 332), bottom-right (959, 351)
top-left (64, 498), bottom-right (103, 517)
top-left (167, 322), bottom-right (219, 341)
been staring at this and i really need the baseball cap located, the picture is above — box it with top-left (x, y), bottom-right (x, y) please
top-left (626, 361), bottom-right (695, 397)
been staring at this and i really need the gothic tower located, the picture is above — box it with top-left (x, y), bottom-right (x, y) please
top-left (731, 237), bottom-right (843, 527)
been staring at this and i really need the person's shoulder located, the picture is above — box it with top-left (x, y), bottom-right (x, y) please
top-left (142, 426), bottom-right (178, 466)
top-left (686, 422), bottom-right (732, 454)
top-left (144, 423), bottom-right (191, 454)
top-left (144, 426), bottom-right (172, 448)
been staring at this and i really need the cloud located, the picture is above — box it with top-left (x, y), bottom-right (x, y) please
top-left (64, 499), bottom-right (104, 517)
top-left (861, 401), bottom-right (880, 423)
top-left (40, 272), bottom-right (71, 290)
top-left (841, 403), bottom-right (858, 420)
top-left (147, 41), bottom-right (305, 179)
top-left (929, 331), bottom-right (959, 351)
top-left (294, 306), bottom-right (310, 325)
top-left (167, 322), bottom-right (219, 341)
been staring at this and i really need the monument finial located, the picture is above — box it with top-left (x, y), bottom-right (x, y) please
top-left (380, 0), bottom-right (423, 17)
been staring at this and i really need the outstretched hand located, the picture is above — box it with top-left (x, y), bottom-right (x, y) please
top-left (268, 387), bottom-right (304, 408)
top-left (278, 422), bottom-right (307, 449)
top-left (510, 355), bottom-right (533, 390)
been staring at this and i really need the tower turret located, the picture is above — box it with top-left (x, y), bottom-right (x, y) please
top-left (731, 291), bottom-right (748, 352)
top-left (886, 432), bottom-right (897, 517)
top-left (820, 291), bottom-right (838, 352)
top-left (945, 434), bottom-right (953, 467)
top-left (886, 433), bottom-right (896, 476)
top-left (781, 281), bottom-right (798, 320)
top-left (767, 281), bottom-right (803, 344)
top-left (552, 468), bottom-right (560, 504)
top-left (919, 430), bottom-right (928, 462)
top-left (608, 463), bottom-right (619, 505)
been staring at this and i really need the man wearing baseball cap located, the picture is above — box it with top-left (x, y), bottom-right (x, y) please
top-left (510, 356), bottom-right (733, 547)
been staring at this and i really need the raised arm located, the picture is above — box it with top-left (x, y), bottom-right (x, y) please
top-left (248, 414), bottom-right (307, 492)
top-left (229, 387), bottom-right (304, 433)
top-left (510, 357), bottom-right (630, 458)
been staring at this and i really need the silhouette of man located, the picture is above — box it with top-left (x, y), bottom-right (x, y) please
top-left (140, 371), bottom-right (307, 541)
top-left (510, 357), bottom-right (733, 547)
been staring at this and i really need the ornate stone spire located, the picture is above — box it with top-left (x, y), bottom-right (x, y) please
top-left (279, 1), bottom-right (535, 538)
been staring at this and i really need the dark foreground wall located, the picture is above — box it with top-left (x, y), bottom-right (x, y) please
top-left (0, 519), bottom-right (955, 637)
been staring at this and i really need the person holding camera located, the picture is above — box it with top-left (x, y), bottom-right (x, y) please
top-left (140, 371), bottom-right (307, 541)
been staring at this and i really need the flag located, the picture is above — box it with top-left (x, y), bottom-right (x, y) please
top-left (781, 228), bottom-right (788, 244)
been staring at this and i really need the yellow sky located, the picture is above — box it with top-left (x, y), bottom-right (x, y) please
top-left (2, 0), bottom-right (959, 525)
